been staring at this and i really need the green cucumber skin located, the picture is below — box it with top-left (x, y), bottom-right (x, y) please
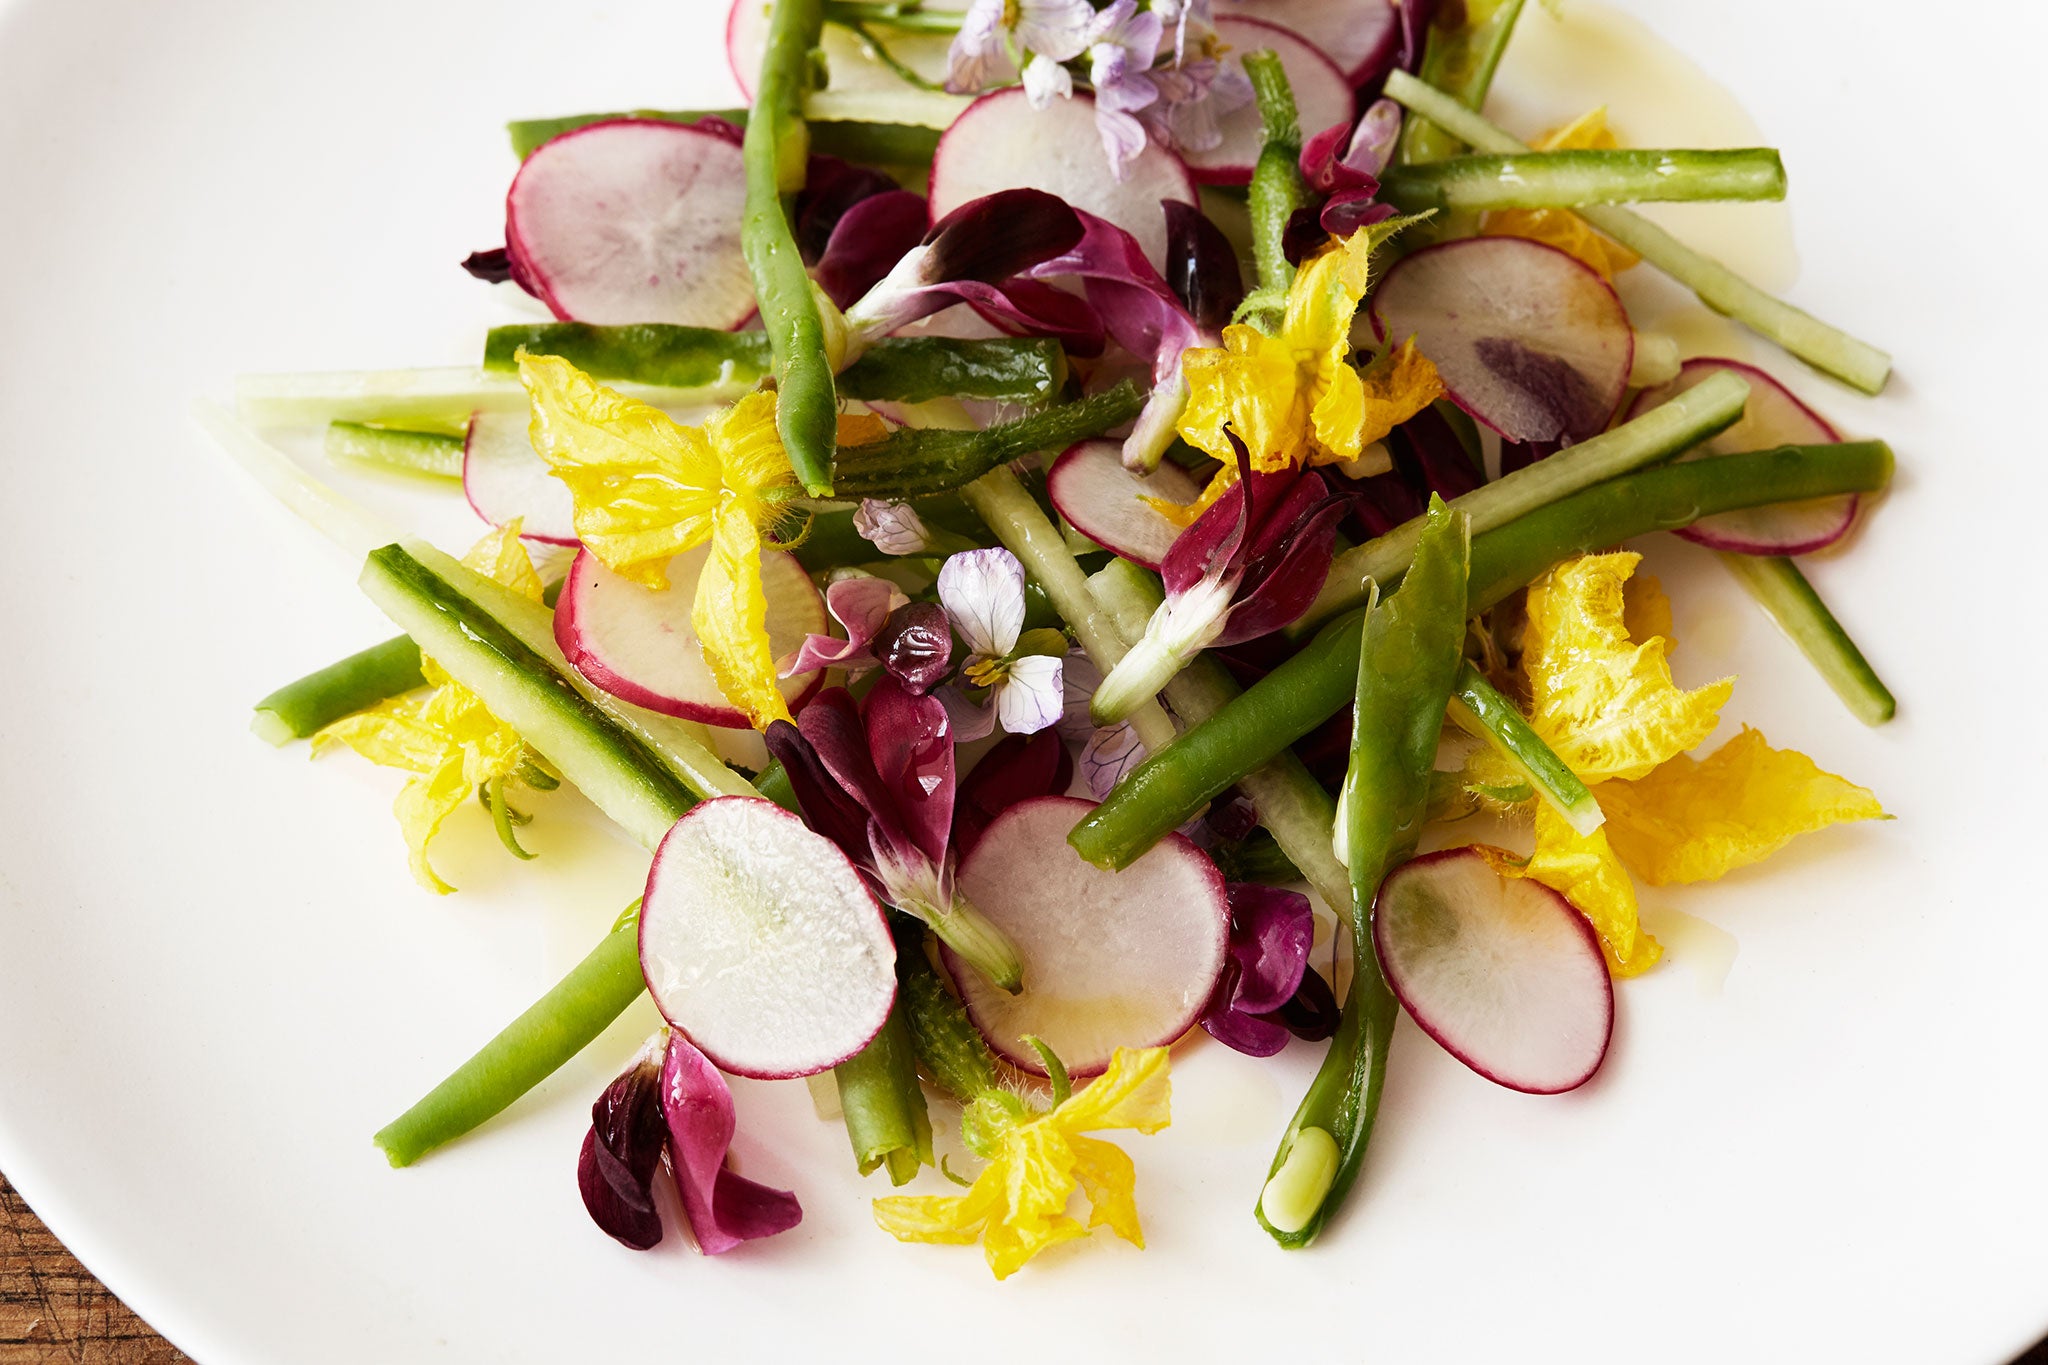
top-left (1718, 552), bottom-right (1896, 725)
top-left (325, 422), bottom-right (466, 479)
top-left (1379, 148), bottom-right (1787, 212)
top-left (360, 545), bottom-right (695, 850)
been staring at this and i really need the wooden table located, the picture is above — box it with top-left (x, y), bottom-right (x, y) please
top-left (1, 1174), bottom-right (185, 1364)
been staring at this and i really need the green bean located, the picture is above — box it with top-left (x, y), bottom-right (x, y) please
top-left (832, 1003), bottom-right (933, 1185)
top-left (1448, 662), bottom-right (1601, 834)
top-left (1395, 0), bottom-right (1527, 166)
top-left (1379, 148), bottom-right (1786, 212)
top-left (827, 382), bottom-right (1144, 498)
top-left (1068, 440), bottom-right (1893, 868)
top-left (375, 907), bottom-right (646, 1167)
top-left (1717, 552), bottom-right (1895, 725)
top-left (507, 108), bottom-right (941, 164)
top-left (743, 0), bottom-right (840, 496)
top-left (251, 636), bottom-right (425, 745)
top-left (1258, 501), bottom-right (1468, 1247)
top-left (1383, 70), bottom-right (1891, 393)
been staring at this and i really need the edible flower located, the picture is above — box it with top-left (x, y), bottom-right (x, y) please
top-left (765, 680), bottom-right (1025, 990)
top-left (936, 548), bottom-right (1067, 739)
top-left (1091, 436), bottom-right (1350, 724)
top-left (516, 351), bottom-right (803, 730)
top-left (1481, 108), bottom-right (1643, 280)
top-left (952, 728), bottom-right (1074, 856)
top-left (853, 498), bottom-right (931, 555)
top-left (778, 573), bottom-right (910, 680)
top-left (1200, 884), bottom-right (1338, 1056)
top-left (873, 1044), bottom-right (1171, 1279)
top-left (947, 0), bottom-right (1096, 102)
top-left (313, 522), bottom-right (549, 894)
top-left (1298, 98), bottom-right (1403, 238)
top-left (578, 1029), bottom-right (802, 1254)
top-left (1177, 219), bottom-right (1443, 484)
top-left (1084, 0), bottom-right (1165, 174)
top-left (1511, 552), bottom-right (1884, 973)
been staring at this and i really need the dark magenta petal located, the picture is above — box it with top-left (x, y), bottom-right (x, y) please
top-left (1224, 884), bottom-right (1315, 1016)
top-left (1396, 0), bottom-right (1442, 73)
top-left (1395, 405), bottom-right (1486, 499)
top-left (795, 155), bottom-right (902, 264)
top-left (873, 600), bottom-right (955, 695)
top-left (814, 190), bottom-right (931, 309)
top-left (660, 1033), bottom-right (802, 1254)
top-left (1216, 491), bottom-right (1351, 645)
top-left (961, 277), bottom-right (1107, 357)
top-left (1199, 1001), bottom-right (1293, 1057)
top-left (1299, 120), bottom-right (1353, 193)
top-left (1163, 201), bottom-right (1245, 333)
top-left (578, 1043), bottom-right (669, 1250)
top-left (953, 729), bottom-right (1074, 856)
top-left (1025, 211), bottom-right (1204, 377)
top-left (922, 188), bottom-right (1085, 284)
top-left (863, 674), bottom-right (957, 868)
top-left (795, 688), bottom-right (917, 866)
top-left (1319, 193), bottom-right (1398, 240)
top-left (1205, 791), bottom-right (1260, 844)
top-left (1265, 965), bottom-right (1341, 1042)
top-left (1159, 435), bottom-right (1261, 598)
top-left (1283, 204), bottom-right (1330, 268)
top-left (763, 718), bottom-right (875, 868)
top-left (461, 247), bottom-right (516, 284)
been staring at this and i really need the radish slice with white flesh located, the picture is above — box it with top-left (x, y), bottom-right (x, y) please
top-left (505, 119), bottom-right (755, 329)
top-left (1182, 19), bottom-right (1352, 186)
top-left (947, 796), bottom-right (1228, 1079)
top-left (1371, 236), bottom-right (1635, 447)
top-left (641, 796), bottom-right (897, 1079)
top-left (1372, 847), bottom-right (1613, 1095)
top-left (929, 88), bottom-right (1197, 272)
top-left (1047, 439), bottom-right (1199, 569)
top-left (728, 0), bottom-right (985, 102)
top-left (1214, 0), bottom-right (1399, 85)
top-left (554, 545), bottom-right (827, 728)
top-left (1626, 357), bottom-right (1855, 555)
top-left (462, 412), bottom-right (580, 545)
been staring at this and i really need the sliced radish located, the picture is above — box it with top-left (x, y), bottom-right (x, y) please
top-left (948, 796), bottom-right (1228, 1078)
top-left (641, 796), bottom-right (896, 1079)
top-left (1214, 0), bottom-right (1399, 85)
top-left (554, 545), bottom-right (827, 728)
top-left (728, 0), bottom-right (985, 102)
top-left (1371, 236), bottom-right (1634, 446)
top-left (1372, 847), bottom-right (1613, 1095)
top-left (929, 88), bottom-right (1197, 272)
top-left (506, 119), bottom-right (755, 329)
top-left (462, 412), bottom-right (579, 546)
top-left (1626, 357), bottom-right (1855, 555)
top-left (1047, 439), bottom-right (1199, 569)
top-left (1182, 19), bottom-right (1352, 186)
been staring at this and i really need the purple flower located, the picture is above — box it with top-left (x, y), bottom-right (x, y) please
top-left (1058, 650), bottom-right (1147, 799)
top-left (947, 0), bottom-right (1095, 96)
top-left (853, 498), bottom-right (931, 556)
top-left (1199, 884), bottom-right (1336, 1057)
top-left (936, 548), bottom-right (1066, 741)
top-left (1140, 57), bottom-right (1253, 156)
top-left (1296, 100), bottom-right (1405, 245)
top-left (765, 680), bottom-right (1023, 990)
top-left (952, 728), bottom-right (1074, 856)
top-left (779, 573), bottom-right (908, 680)
top-left (578, 1031), bottom-right (802, 1253)
top-left (1085, 0), bottom-right (1165, 175)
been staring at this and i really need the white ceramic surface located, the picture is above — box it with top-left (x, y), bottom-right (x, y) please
top-left (0, 2), bottom-right (2044, 1362)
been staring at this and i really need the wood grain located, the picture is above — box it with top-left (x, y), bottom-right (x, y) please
top-left (0, 1173), bottom-right (184, 1364)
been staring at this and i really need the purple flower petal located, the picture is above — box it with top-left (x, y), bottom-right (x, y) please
top-left (795, 688), bottom-right (918, 869)
top-left (939, 684), bottom-right (998, 743)
top-left (764, 718), bottom-right (875, 870)
top-left (1163, 201), bottom-right (1244, 333)
top-left (953, 729), bottom-right (1074, 855)
top-left (795, 156), bottom-right (903, 266)
top-left (660, 1033), bottom-right (803, 1254)
top-left (936, 548), bottom-right (1026, 659)
top-left (1022, 51), bottom-right (1075, 106)
top-left (994, 653), bottom-right (1065, 736)
top-left (577, 1036), bottom-right (668, 1250)
top-left (1261, 964), bottom-right (1340, 1042)
top-left (1393, 405), bottom-right (1485, 499)
top-left (1024, 211), bottom-right (1205, 381)
top-left (863, 674), bottom-right (958, 867)
top-left (873, 600), bottom-right (956, 695)
top-left (1080, 722), bottom-right (1146, 799)
top-left (1214, 476), bottom-right (1352, 645)
top-left (779, 574), bottom-right (905, 679)
top-left (946, 0), bottom-right (1011, 94)
top-left (1319, 192), bottom-right (1398, 240)
top-left (1058, 649), bottom-right (1104, 743)
top-left (1223, 883), bottom-right (1315, 1016)
top-left (852, 497), bottom-right (932, 556)
top-left (1198, 1002), bottom-right (1293, 1057)
top-left (1396, 0), bottom-right (1442, 74)
top-left (813, 191), bottom-right (931, 310)
top-left (958, 277), bottom-right (1108, 358)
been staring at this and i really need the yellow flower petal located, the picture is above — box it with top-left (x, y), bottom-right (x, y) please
top-left (1523, 552), bottom-right (1732, 783)
top-left (517, 352), bottom-right (795, 588)
top-left (1052, 1045), bottom-right (1173, 1134)
top-left (1311, 338), bottom-right (1444, 463)
top-left (460, 518), bottom-right (546, 604)
top-left (1598, 726), bottom-right (1886, 885)
top-left (1622, 570), bottom-right (1674, 652)
top-left (1067, 1135), bottom-right (1144, 1246)
top-left (1523, 801), bottom-right (1663, 976)
top-left (693, 502), bottom-right (792, 730)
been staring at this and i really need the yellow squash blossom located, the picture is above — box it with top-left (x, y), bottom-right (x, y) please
top-left (1482, 108), bottom-right (1643, 280)
top-left (873, 1046), bottom-right (1170, 1280)
top-left (1508, 552), bottom-right (1884, 972)
top-left (313, 523), bottom-right (546, 894)
top-left (1177, 221), bottom-right (1443, 479)
top-left (517, 351), bottom-right (804, 730)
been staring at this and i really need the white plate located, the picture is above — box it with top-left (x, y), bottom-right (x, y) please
top-left (0, 2), bottom-right (2044, 1362)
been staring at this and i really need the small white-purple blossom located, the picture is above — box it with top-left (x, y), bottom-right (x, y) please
top-left (853, 498), bottom-right (931, 556)
top-left (947, 0), bottom-right (1096, 96)
top-left (934, 547), bottom-right (1064, 738)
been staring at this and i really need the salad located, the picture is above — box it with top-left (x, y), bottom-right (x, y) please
top-left (209, 0), bottom-right (1895, 1279)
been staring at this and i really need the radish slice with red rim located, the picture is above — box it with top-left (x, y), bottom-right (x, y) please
top-left (929, 88), bottom-right (1197, 273)
top-left (554, 545), bottom-right (827, 727)
top-left (506, 119), bottom-right (755, 329)
top-left (1372, 847), bottom-right (1613, 1095)
top-left (947, 796), bottom-right (1229, 1079)
top-left (1213, 0), bottom-right (1399, 85)
top-left (462, 413), bottom-right (579, 546)
top-left (1371, 236), bottom-right (1634, 446)
top-left (1046, 439), bottom-right (1198, 570)
top-left (1181, 19), bottom-right (1352, 186)
top-left (1626, 357), bottom-right (1855, 555)
top-left (641, 796), bottom-right (897, 1079)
